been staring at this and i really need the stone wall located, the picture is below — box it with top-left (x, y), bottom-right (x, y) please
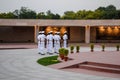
top-left (90, 27), bottom-right (96, 43)
top-left (69, 27), bottom-right (85, 42)
top-left (0, 26), bottom-right (34, 43)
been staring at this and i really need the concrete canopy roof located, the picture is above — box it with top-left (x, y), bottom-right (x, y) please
top-left (0, 19), bottom-right (120, 27)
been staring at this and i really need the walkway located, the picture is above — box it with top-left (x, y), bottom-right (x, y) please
top-left (0, 43), bottom-right (119, 80)
top-left (49, 51), bottom-right (120, 78)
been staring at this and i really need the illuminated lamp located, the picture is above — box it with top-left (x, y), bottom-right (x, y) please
top-left (113, 26), bottom-right (119, 36)
top-left (106, 26), bottom-right (112, 36)
top-left (99, 26), bottom-right (105, 35)
top-left (53, 27), bottom-right (59, 34)
top-left (60, 27), bottom-right (67, 35)
top-left (45, 26), bottom-right (53, 34)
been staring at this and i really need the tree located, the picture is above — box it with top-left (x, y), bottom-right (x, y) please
top-left (0, 5), bottom-right (119, 19)
top-left (104, 5), bottom-right (116, 19)
top-left (95, 5), bottom-right (118, 19)
top-left (19, 7), bottom-right (36, 19)
top-left (52, 14), bottom-right (60, 19)
top-left (62, 11), bottom-right (76, 19)
top-left (96, 7), bottom-right (106, 11)
top-left (115, 10), bottom-right (120, 19)
top-left (0, 13), bottom-right (6, 18)
top-left (13, 10), bottom-right (20, 18)
top-left (0, 12), bottom-right (16, 19)
top-left (94, 10), bottom-right (104, 19)
top-left (6, 12), bottom-right (16, 18)
top-left (37, 12), bottom-right (47, 19)
top-left (75, 10), bottom-right (90, 19)
top-left (84, 10), bottom-right (95, 19)
top-left (45, 10), bottom-right (60, 19)
top-left (106, 5), bottom-right (116, 11)
top-left (46, 10), bottom-right (53, 19)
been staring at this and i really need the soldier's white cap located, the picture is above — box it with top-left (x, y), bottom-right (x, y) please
top-left (48, 32), bottom-right (51, 34)
top-left (64, 31), bottom-right (67, 33)
top-left (57, 32), bottom-right (60, 34)
top-left (50, 31), bottom-right (53, 33)
top-left (39, 31), bottom-right (41, 34)
top-left (55, 32), bottom-right (57, 34)
top-left (42, 31), bottom-right (44, 33)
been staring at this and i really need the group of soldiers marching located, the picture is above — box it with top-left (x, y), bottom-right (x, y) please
top-left (37, 31), bottom-right (68, 55)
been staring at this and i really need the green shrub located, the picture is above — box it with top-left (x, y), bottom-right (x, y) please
top-left (64, 49), bottom-right (69, 56)
top-left (70, 46), bottom-right (74, 53)
top-left (90, 44), bottom-right (94, 52)
top-left (116, 45), bottom-right (119, 51)
top-left (76, 45), bottom-right (80, 53)
top-left (59, 48), bottom-right (65, 55)
top-left (102, 44), bottom-right (105, 51)
top-left (59, 48), bottom-right (65, 60)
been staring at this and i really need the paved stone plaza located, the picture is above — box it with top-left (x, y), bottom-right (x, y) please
top-left (0, 44), bottom-right (120, 80)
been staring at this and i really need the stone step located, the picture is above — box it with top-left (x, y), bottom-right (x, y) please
top-left (80, 61), bottom-right (120, 69)
top-left (62, 61), bottom-right (120, 74)
top-left (79, 64), bottom-right (120, 74)
top-left (78, 62), bottom-right (120, 74)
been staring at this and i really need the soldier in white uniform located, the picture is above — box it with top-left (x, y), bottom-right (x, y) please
top-left (40, 31), bottom-right (46, 55)
top-left (37, 31), bottom-right (42, 54)
top-left (46, 32), bottom-right (50, 54)
top-left (56, 32), bottom-right (61, 53)
top-left (48, 31), bottom-right (54, 54)
top-left (53, 32), bottom-right (58, 53)
top-left (63, 31), bottom-right (68, 48)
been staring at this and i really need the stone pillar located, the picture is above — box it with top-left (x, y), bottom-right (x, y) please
top-left (34, 25), bottom-right (39, 43)
top-left (85, 25), bottom-right (90, 43)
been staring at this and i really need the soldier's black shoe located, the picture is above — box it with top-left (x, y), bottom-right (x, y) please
top-left (47, 52), bottom-right (50, 54)
top-left (49, 53), bottom-right (53, 55)
top-left (56, 52), bottom-right (59, 54)
top-left (38, 52), bottom-right (41, 54)
top-left (54, 52), bottom-right (59, 54)
top-left (41, 54), bottom-right (45, 55)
